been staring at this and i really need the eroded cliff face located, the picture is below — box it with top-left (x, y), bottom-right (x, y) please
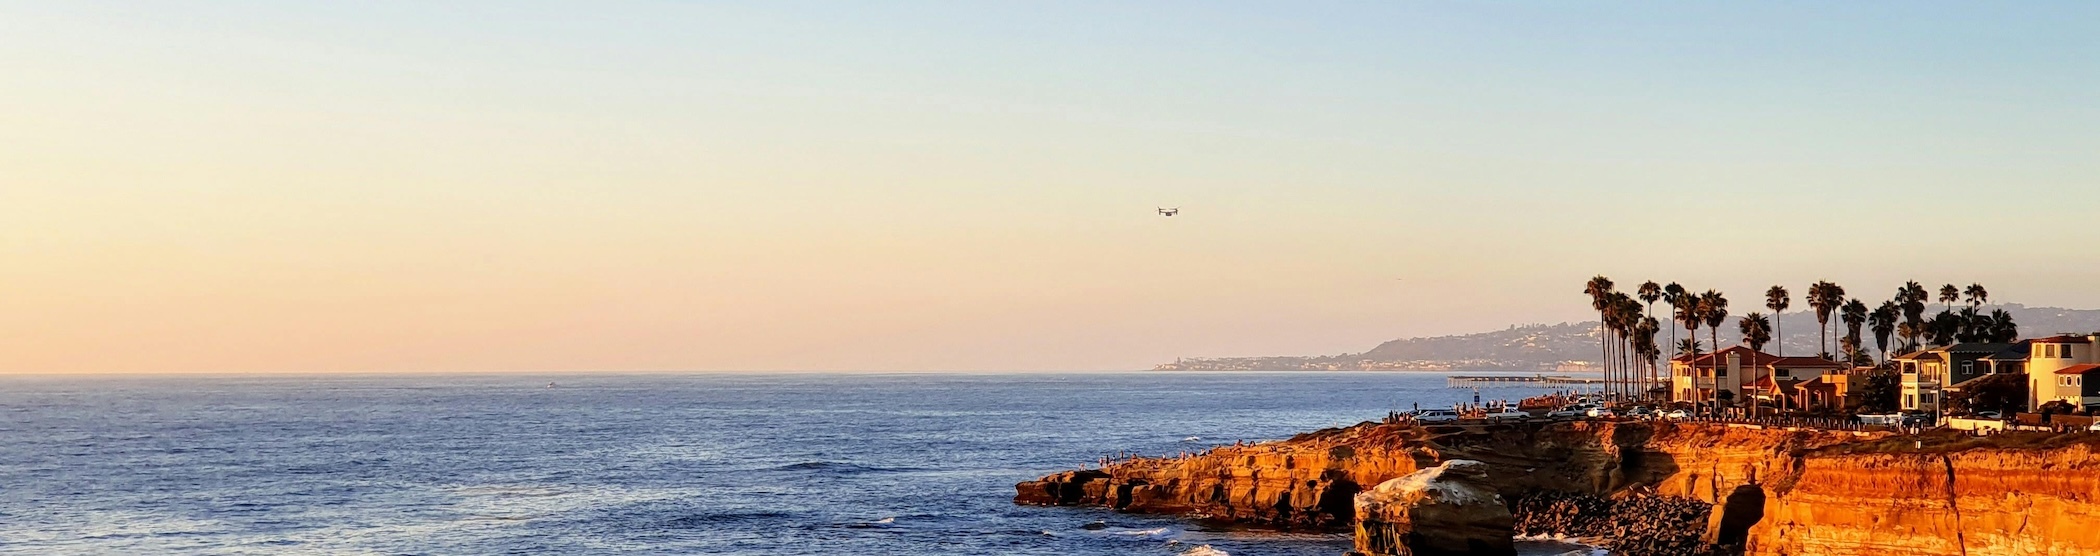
top-left (1020, 420), bottom-right (2100, 556)
top-left (1747, 440), bottom-right (2100, 556)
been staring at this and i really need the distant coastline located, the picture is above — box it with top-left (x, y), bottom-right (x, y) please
top-left (1155, 303), bottom-right (2100, 372)
top-left (1151, 359), bottom-right (1599, 373)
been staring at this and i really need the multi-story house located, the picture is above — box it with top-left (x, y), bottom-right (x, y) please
top-left (2028, 335), bottom-right (2100, 411)
top-left (1670, 346), bottom-right (1845, 406)
top-left (1891, 343), bottom-right (2018, 413)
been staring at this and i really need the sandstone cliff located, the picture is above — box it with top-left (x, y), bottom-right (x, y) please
top-left (1018, 420), bottom-right (2100, 556)
top-left (1746, 435), bottom-right (2100, 556)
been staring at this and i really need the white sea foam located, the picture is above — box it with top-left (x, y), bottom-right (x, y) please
top-left (873, 517), bottom-right (894, 524)
top-left (1514, 533), bottom-right (1610, 556)
top-left (1180, 544), bottom-right (1229, 556)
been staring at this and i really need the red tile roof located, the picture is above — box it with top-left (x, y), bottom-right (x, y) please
top-left (2054, 364), bottom-right (2100, 375)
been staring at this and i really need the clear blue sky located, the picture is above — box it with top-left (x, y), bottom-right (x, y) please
top-left (4, 2), bottom-right (2098, 372)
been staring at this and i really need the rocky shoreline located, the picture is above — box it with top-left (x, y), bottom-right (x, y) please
top-left (1018, 419), bottom-right (2100, 556)
top-left (1510, 490), bottom-right (1720, 556)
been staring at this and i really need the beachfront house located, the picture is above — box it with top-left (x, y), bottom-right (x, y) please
top-left (1892, 343), bottom-right (2018, 413)
top-left (2047, 365), bottom-right (2100, 411)
top-left (1792, 372), bottom-right (1865, 412)
top-left (1669, 346), bottom-right (1846, 407)
top-left (2026, 335), bottom-right (2100, 412)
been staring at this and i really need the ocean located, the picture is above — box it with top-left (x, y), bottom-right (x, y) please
top-left (0, 371), bottom-right (1599, 555)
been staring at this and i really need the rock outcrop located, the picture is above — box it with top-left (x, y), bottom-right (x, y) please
top-left (1012, 469), bottom-right (1110, 507)
top-left (1351, 460), bottom-right (1515, 556)
top-left (1014, 422), bottom-right (1431, 529)
top-left (1019, 420), bottom-right (2100, 556)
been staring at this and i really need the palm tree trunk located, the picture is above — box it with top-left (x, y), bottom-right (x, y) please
top-left (1606, 332), bottom-right (1616, 401)
top-left (1711, 328), bottom-right (1722, 417)
top-left (1597, 318), bottom-right (1607, 397)
top-left (1603, 329), bottom-right (1613, 401)
top-left (1607, 336), bottom-right (1616, 401)
top-left (1613, 334), bottom-right (1622, 401)
top-left (1622, 338), bottom-right (1632, 401)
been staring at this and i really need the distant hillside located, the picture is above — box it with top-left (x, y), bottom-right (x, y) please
top-left (1153, 303), bottom-right (2100, 371)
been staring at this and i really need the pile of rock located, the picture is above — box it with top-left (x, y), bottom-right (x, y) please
top-left (1510, 490), bottom-right (1723, 556)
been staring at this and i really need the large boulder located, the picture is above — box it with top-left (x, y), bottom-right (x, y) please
top-left (1352, 460), bottom-right (1516, 556)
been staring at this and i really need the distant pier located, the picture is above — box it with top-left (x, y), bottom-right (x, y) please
top-left (1446, 374), bottom-right (1662, 387)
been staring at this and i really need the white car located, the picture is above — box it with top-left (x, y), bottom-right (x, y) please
top-left (1414, 409), bottom-right (1461, 423)
top-left (1484, 409), bottom-right (1530, 421)
top-left (1663, 409), bottom-right (1691, 420)
top-left (1546, 406), bottom-right (1593, 419)
top-left (1586, 407), bottom-right (1616, 418)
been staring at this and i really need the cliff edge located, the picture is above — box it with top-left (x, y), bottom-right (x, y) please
top-left (1018, 420), bottom-right (2100, 556)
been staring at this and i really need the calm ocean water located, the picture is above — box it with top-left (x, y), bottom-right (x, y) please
top-left (0, 372), bottom-right (1597, 555)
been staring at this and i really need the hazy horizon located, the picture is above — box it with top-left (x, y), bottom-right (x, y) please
top-left (8, 2), bottom-right (2100, 374)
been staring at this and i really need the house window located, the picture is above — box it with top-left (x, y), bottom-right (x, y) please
top-left (1776, 368), bottom-right (1791, 378)
top-left (1961, 361), bottom-right (1973, 374)
top-left (2069, 346), bottom-right (2079, 359)
top-left (1921, 392), bottom-right (1936, 403)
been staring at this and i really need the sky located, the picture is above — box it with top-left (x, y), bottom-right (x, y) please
top-left (5, 2), bottom-right (2100, 373)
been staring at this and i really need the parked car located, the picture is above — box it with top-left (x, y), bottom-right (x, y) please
top-left (1624, 407), bottom-right (1654, 419)
top-left (1484, 409), bottom-right (1530, 421)
top-left (2087, 421), bottom-right (2100, 432)
top-left (1414, 409), bottom-right (1461, 423)
top-left (1546, 406), bottom-right (1593, 419)
top-left (1586, 407), bottom-right (1616, 418)
top-left (1975, 411), bottom-right (2003, 420)
top-left (1856, 414), bottom-right (1904, 427)
top-left (1663, 409), bottom-right (1691, 420)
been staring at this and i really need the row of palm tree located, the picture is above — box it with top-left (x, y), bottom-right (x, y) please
top-left (1582, 277), bottom-right (2019, 411)
top-left (1584, 277), bottom-right (1664, 403)
top-left (1866, 282), bottom-right (2014, 358)
top-left (1584, 277), bottom-right (1731, 408)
